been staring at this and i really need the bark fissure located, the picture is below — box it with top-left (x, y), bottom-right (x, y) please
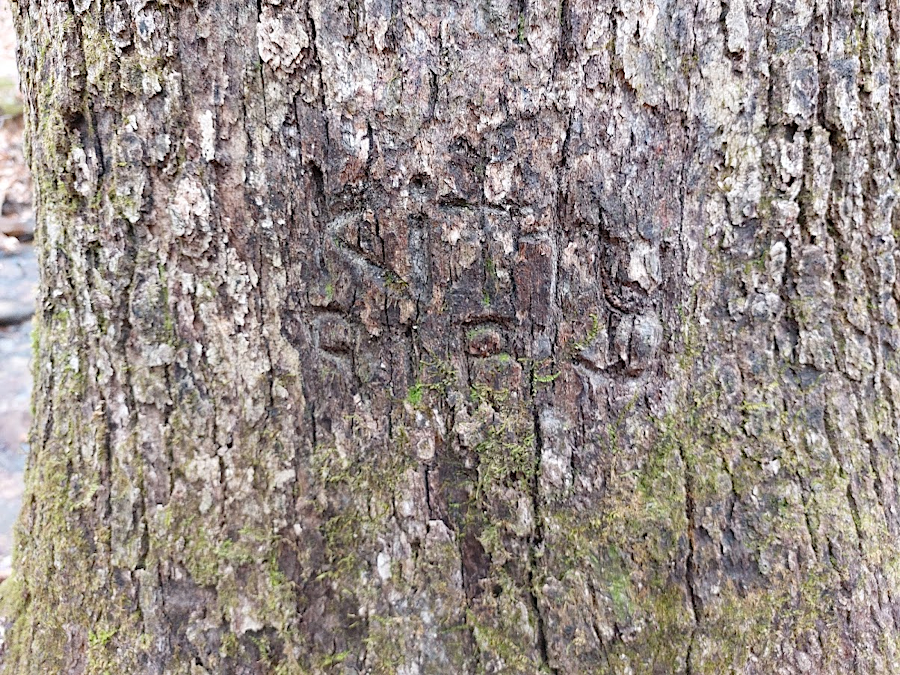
top-left (529, 402), bottom-right (556, 675)
top-left (679, 442), bottom-right (700, 675)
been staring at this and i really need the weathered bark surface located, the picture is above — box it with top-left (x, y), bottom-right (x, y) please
top-left (3, 0), bottom-right (900, 672)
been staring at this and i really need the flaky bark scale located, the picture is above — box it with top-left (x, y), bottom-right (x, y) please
top-left (3, 0), bottom-right (900, 672)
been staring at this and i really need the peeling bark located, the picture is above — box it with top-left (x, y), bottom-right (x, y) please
top-left (3, 0), bottom-right (900, 672)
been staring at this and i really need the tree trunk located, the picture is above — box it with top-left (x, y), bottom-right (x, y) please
top-left (3, 0), bottom-right (900, 672)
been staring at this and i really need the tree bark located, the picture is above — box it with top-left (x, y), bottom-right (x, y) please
top-left (3, 0), bottom-right (900, 672)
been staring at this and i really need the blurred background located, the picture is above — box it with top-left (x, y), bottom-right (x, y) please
top-left (0, 0), bottom-right (35, 581)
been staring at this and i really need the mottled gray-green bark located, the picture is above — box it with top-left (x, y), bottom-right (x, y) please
top-left (2, 0), bottom-right (900, 672)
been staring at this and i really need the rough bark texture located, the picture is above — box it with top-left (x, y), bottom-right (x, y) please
top-left (3, 0), bottom-right (900, 672)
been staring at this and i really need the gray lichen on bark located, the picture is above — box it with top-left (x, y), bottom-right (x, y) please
top-left (2, 0), bottom-right (900, 672)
